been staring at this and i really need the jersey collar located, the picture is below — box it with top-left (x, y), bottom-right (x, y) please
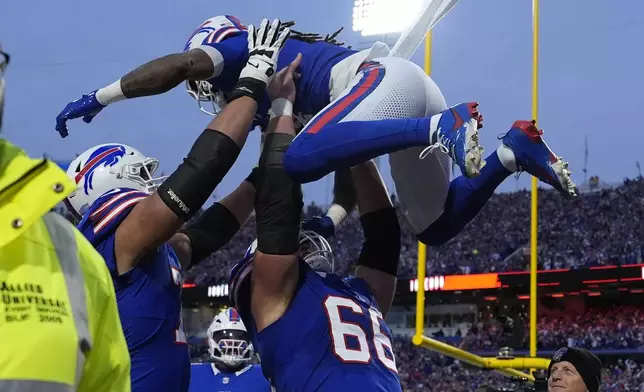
top-left (210, 363), bottom-right (253, 377)
top-left (235, 364), bottom-right (253, 376)
top-left (0, 140), bottom-right (74, 248)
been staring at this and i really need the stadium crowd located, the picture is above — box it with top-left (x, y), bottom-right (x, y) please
top-left (186, 303), bottom-right (644, 390)
top-left (188, 335), bottom-right (644, 391)
top-left (183, 177), bottom-right (644, 285)
top-left (395, 339), bottom-right (644, 392)
top-left (430, 305), bottom-right (644, 351)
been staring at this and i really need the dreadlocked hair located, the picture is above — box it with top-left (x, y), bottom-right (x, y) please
top-left (282, 21), bottom-right (351, 49)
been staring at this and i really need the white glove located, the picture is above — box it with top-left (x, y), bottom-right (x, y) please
top-left (228, 19), bottom-right (290, 103)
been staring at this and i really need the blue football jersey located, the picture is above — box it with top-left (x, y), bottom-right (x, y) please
top-left (184, 15), bottom-right (358, 124)
top-left (189, 363), bottom-right (272, 392)
top-left (77, 187), bottom-right (191, 392)
top-left (229, 257), bottom-right (402, 392)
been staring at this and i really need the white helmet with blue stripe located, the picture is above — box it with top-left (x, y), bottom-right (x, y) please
top-left (207, 307), bottom-right (254, 369)
top-left (64, 143), bottom-right (165, 220)
top-left (183, 15), bottom-right (247, 116)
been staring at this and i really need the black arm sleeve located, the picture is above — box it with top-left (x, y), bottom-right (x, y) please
top-left (255, 132), bottom-right (303, 255)
top-left (180, 203), bottom-right (241, 266)
top-left (158, 129), bottom-right (240, 221)
top-left (244, 166), bottom-right (259, 189)
top-left (180, 166), bottom-right (258, 265)
top-left (357, 207), bottom-right (401, 276)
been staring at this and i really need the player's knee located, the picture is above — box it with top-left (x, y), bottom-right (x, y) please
top-left (416, 219), bottom-right (456, 246)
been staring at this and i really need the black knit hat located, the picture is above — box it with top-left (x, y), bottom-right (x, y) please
top-left (548, 347), bottom-right (602, 392)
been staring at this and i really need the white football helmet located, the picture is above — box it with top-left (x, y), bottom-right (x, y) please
top-left (207, 308), bottom-right (254, 369)
top-left (64, 143), bottom-right (165, 220)
top-left (183, 15), bottom-right (247, 116)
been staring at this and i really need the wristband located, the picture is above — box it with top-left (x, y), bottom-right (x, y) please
top-left (227, 78), bottom-right (265, 104)
top-left (268, 98), bottom-right (293, 119)
top-left (95, 80), bottom-right (126, 106)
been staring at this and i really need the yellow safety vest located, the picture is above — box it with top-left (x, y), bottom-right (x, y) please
top-left (0, 140), bottom-right (131, 392)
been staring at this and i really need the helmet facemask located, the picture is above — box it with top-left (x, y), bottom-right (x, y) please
top-left (300, 230), bottom-right (335, 274)
top-left (185, 80), bottom-right (227, 116)
top-left (119, 157), bottom-right (166, 195)
top-left (210, 329), bottom-right (253, 370)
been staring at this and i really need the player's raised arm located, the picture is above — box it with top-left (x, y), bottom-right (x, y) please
top-left (112, 19), bottom-right (289, 274)
top-left (169, 167), bottom-right (257, 269)
top-left (55, 16), bottom-right (252, 138)
top-left (54, 48), bottom-right (216, 137)
top-left (352, 160), bottom-right (401, 317)
top-left (251, 53), bottom-right (304, 332)
top-left (302, 168), bottom-right (357, 239)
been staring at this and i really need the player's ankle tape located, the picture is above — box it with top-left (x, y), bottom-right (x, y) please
top-left (227, 78), bottom-right (265, 104)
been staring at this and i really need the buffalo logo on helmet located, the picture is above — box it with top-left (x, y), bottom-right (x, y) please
top-left (75, 145), bottom-right (126, 195)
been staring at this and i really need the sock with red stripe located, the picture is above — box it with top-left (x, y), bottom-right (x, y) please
top-left (284, 117), bottom-right (431, 183)
top-left (416, 150), bottom-right (512, 246)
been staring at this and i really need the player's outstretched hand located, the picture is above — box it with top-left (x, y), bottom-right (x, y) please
top-left (267, 53), bottom-right (302, 104)
top-left (302, 215), bottom-right (335, 239)
top-left (229, 19), bottom-right (290, 103)
top-left (55, 91), bottom-right (105, 138)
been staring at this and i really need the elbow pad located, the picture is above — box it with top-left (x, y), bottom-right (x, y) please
top-left (357, 207), bottom-right (401, 276)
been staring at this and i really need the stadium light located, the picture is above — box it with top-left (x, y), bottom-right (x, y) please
top-left (352, 0), bottom-right (424, 36)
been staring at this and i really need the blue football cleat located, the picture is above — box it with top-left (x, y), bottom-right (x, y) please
top-left (421, 102), bottom-right (485, 178)
top-left (501, 120), bottom-right (576, 197)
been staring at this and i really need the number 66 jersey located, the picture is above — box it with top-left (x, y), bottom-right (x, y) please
top-left (229, 256), bottom-right (402, 392)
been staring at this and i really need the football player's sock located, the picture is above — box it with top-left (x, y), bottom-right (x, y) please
top-left (285, 117), bottom-right (431, 183)
top-left (417, 150), bottom-right (512, 246)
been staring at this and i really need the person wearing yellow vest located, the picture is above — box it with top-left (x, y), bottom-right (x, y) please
top-left (0, 44), bottom-right (131, 391)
